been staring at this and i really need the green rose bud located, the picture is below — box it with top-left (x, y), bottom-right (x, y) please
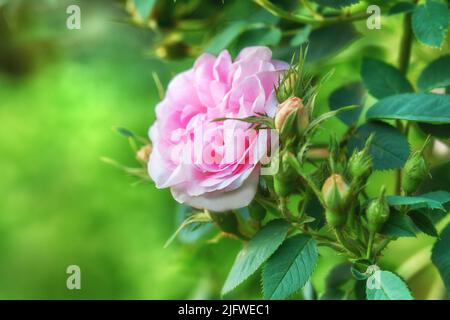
top-left (322, 174), bottom-right (349, 228)
top-left (348, 135), bottom-right (373, 183)
top-left (274, 152), bottom-right (297, 197)
top-left (348, 150), bottom-right (372, 181)
top-left (366, 186), bottom-right (390, 233)
top-left (402, 152), bottom-right (428, 195)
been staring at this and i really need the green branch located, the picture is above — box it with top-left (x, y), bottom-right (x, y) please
top-left (253, 0), bottom-right (370, 26)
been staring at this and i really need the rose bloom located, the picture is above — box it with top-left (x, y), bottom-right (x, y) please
top-left (148, 46), bottom-right (288, 211)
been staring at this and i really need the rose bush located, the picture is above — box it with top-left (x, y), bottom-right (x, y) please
top-left (148, 46), bottom-right (287, 211)
top-left (114, 0), bottom-right (450, 301)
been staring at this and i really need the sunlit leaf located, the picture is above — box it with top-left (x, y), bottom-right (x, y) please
top-left (417, 55), bottom-right (450, 91)
top-left (329, 82), bottom-right (365, 126)
top-left (412, 0), bottom-right (450, 48)
top-left (347, 122), bottom-right (410, 170)
top-left (222, 220), bottom-right (289, 295)
top-left (366, 93), bottom-right (450, 123)
top-left (366, 271), bottom-right (413, 300)
top-left (262, 234), bottom-right (318, 299)
top-left (432, 223), bottom-right (450, 298)
top-left (361, 58), bottom-right (413, 99)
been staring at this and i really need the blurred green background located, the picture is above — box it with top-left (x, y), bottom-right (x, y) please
top-left (0, 0), bottom-right (448, 299)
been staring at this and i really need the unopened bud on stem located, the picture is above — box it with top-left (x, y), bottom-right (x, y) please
top-left (274, 97), bottom-right (308, 136)
top-left (402, 137), bottom-right (430, 194)
top-left (322, 174), bottom-right (349, 228)
top-left (348, 134), bottom-right (373, 183)
top-left (366, 186), bottom-right (390, 233)
top-left (136, 144), bottom-right (152, 163)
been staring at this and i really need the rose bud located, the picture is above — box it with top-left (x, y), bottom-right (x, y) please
top-left (348, 134), bottom-right (373, 182)
top-left (274, 152), bottom-right (297, 197)
top-left (348, 147), bottom-right (373, 186)
top-left (366, 186), bottom-right (390, 233)
top-left (402, 152), bottom-right (428, 195)
top-left (348, 149), bottom-right (372, 182)
top-left (274, 97), bottom-right (308, 136)
top-left (322, 174), bottom-right (349, 228)
top-left (136, 144), bottom-right (152, 163)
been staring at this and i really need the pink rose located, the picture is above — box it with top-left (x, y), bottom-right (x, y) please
top-left (148, 46), bottom-right (288, 211)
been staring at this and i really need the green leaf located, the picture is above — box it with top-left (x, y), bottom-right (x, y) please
top-left (313, 0), bottom-right (360, 8)
top-left (366, 271), bottom-right (413, 300)
top-left (133, 0), bottom-right (156, 20)
top-left (307, 23), bottom-right (359, 61)
top-left (408, 210), bottom-right (439, 237)
top-left (213, 114), bottom-right (274, 129)
top-left (412, 0), bottom-right (450, 48)
top-left (420, 190), bottom-right (450, 205)
top-left (432, 223), bottom-right (450, 297)
top-left (417, 55), bottom-right (450, 91)
top-left (347, 122), bottom-right (410, 170)
top-left (366, 93), bottom-right (450, 123)
top-left (329, 82), bottom-right (365, 126)
top-left (302, 280), bottom-right (317, 300)
top-left (237, 27), bottom-right (282, 48)
top-left (222, 220), bottom-right (289, 295)
top-left (290, 25), bottom-right (312, 47)
top-left (386, 193), bottom-right (448, 211)
top-left (205, 21), bottom-right (247, 54)
top-left (262, 234), bottom-right (318, 300)
top-left (116, 127), bottom-right (135, 138)
top-left (361, 58), bottom-right (414, 99)
top-left (381, 210), bottom-right (417, 238)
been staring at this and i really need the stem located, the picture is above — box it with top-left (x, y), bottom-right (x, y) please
top-left (366, 232), bottom-right (375, 260)
top-left (317, 242), bottom-right (347, 253)
top-left (334, 229), bottom-right (359, 257)
top-left (253, 0), bottom-right (316, 24)
top-left (279, 197), bottom-right (293, 220)
top-left (395, 9), bottom-right (414, 195)
top-left (398, 12), bottom-right (413, 75)
top-left (300, 0), bottom-right (323, 20)
top-left (253, 0), bottom-right (369, 26)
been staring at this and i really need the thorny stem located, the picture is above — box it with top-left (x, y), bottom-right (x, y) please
top-left (395, 4), bottom-right (415, 196)
top-left (366, 232), bottom-right (375, 260)
top-left (300, 0), bottom-right (323, 20)
top-left (334, 229), bottom-right (359, 257)
top-left (253, 0), bottom-right (370, 26)
top-left (252, 2), bottom-right (417, 263)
